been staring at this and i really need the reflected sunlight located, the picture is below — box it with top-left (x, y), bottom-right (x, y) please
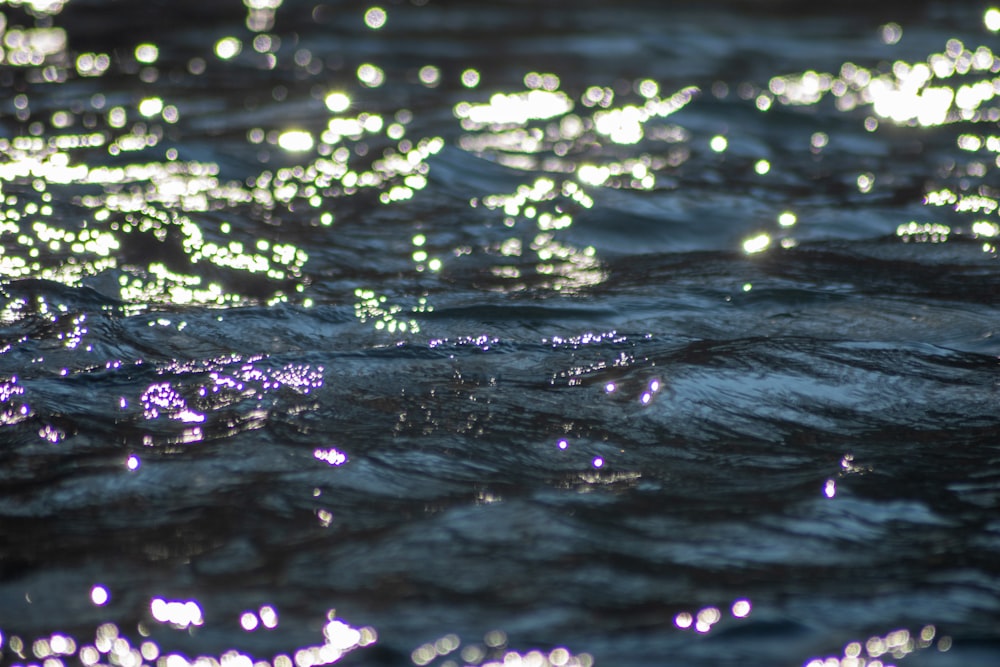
top-left (771, 32), bottom-right (1000, 128)
top-left (805, 625), bottom-right (945, 667)
top-left (5, 606), bottom-right (373, 667)
top-left (0, 3), bottom-right (996, 667)
top-left (742, 233), bottom-right (771, 254)
top-left (150, 598), bottom-right (204, 629)
top-left (89, 585), bottom-right (109, 606)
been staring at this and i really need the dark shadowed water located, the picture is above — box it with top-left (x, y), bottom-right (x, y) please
top-left (0, 1), bottom-right (998, 666)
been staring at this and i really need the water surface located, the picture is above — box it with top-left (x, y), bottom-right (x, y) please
top-left (0, 1), bottom-right (999, 666)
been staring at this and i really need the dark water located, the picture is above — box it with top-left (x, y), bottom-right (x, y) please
top-left (1, 1), bottom-right (999, 666)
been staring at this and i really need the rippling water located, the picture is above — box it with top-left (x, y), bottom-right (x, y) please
top-left (1, 1), bottom-right (999, 666)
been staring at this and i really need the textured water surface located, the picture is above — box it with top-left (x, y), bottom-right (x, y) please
top-left (0, 1), bottom-right (999, 666)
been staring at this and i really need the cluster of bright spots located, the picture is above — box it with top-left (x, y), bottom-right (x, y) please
top-left (82, 160), bottom-right (234, 211)
top-left (475, 488), bottom-right (503, 505)
top-left (480, 176), bottom-right (584, 222)
top-left (476, 177), bottom-right (605, 291)
top-left (51, 313), bottom-right (88, 349)
top-left (226, 361), bottom-right (325, 395)
top-left (455, 88), bottom-right (574, 129)
top-left (244, 0), bottom-right (284, 32)
top-left (87, 161), bottom-right (308, 295)
top-left (313, 447), bottom-right (348, 466)
top-left (590, 84), bottom-right (699, 146)
top-left (0, 79), bottom-right (321, 309)
top-left (550, 343), bottom-right (659, 400)
top-left (30, 219), bottom-right (119, 262)
top-left (2, 0), bottom-right (68, 15)
top-left (410, 633), bottom-right (464, 666)
top-left (639, 378), bottom-right (661, 405)
top-left (0, 25), bottom-right (67, 70)
top-left (600, 374), bottom-right (660, 406)
top-left (102, 627), bottom-right (152, 665)
top-left (743, 211), bottom-right (799, 255)
top-left (428, 334), bottom-right (500, 352)
top-left (124, 359), bottom-right (324, 441)
top-left (188, 234), bottom-right (308, 282)
top-left (895, 221), bottom-right (951, 243)
top-left (412, 630), bottom-right (593, 667)
top-left (128, 260), bottom-right (204, 306)
top-left (16, 632), bottom-right (79, 663)
top-left (75, 50), bottom-right (112, 77)
top-left (356, 62), bottom-right (386, 88)
top-left (0, 131), bottom-right (305, 308)
top-left (674, 600), bottom-right (752, 633)
top-left (150, 598), bottom-right (204, 629)
top-left (455, 79), bottom-right (702, 295)
top-left (0, 145), bottom-right (85, 183)
top-left (5, 622), bottom-right (145, 667)
top-left (0, 377), bottom-right (30, 426)
top-left (0, 133), bottom-right (99, 171)
top-left (528, 231), bottom-right (602, 292)
top-left (570, 462), bottom-right (642, 491)
top-left (141, 382), bottom-right (205, 423)
top-left (152, 356), bottom-right (323, 412)
top-left (0, 154), bottom-right (116, 283)
top-left (287, 616), bottom-right (376, 667)
top-left (768, 34), bottom-right (1000, 127)
top-left (546, 329), bottom-right (627, 349)
top-left (837, 452), bottom-right (870, 478)
top-left (0, 297), bottom-right (31, 327)
top-left (973, 219), bottom-right (1000, 239)
top-left (240, 605), bottom-right (279, 631)
top-left (248, 108), bottom-right (443, 209)
top-left (921, 176), bottom-right (1000, 251)
top-left (410, 234), bottom-right (443, 273)
top-left (212, 33), bottom-right (284, 69)
top-left (115, 264), bottom-right (239, 310)
top-left (457, 73), bottom-right (695, 186)
top-left (37, 423), bottom-right (65, 443)
top-left (104, 121), bottom-right (166, 156)
top-left (1, 609), bottom-right (379, 667)
top-left (925, 184), bottom-right (1000, 223)
top-left (805, 625), bottom-right (946, 667)
top-left (371, 137), bottom-right (443, 205)
top-left (741, 209), bottom-right (803, 254)
top-left (353, 288), bottom-right (431, 334)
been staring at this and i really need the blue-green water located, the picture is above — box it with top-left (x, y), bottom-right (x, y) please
top-left (0, 1), bottom-right (998, 666)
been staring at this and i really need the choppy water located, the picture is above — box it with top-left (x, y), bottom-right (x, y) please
top-left (1, 1), bottom-right (999, 666)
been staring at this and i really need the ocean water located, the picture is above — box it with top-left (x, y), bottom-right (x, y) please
top-left (0, 1), bottom-right (999, 666)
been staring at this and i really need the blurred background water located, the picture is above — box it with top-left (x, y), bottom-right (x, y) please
top-left (0, 1), bottom-right (998, 666)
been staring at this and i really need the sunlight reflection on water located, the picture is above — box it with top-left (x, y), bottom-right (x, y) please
top-left (0, 0), bottom-right (998, 665)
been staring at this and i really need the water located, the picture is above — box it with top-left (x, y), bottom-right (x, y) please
top-left (0, 1), bottom-right (998, 665)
